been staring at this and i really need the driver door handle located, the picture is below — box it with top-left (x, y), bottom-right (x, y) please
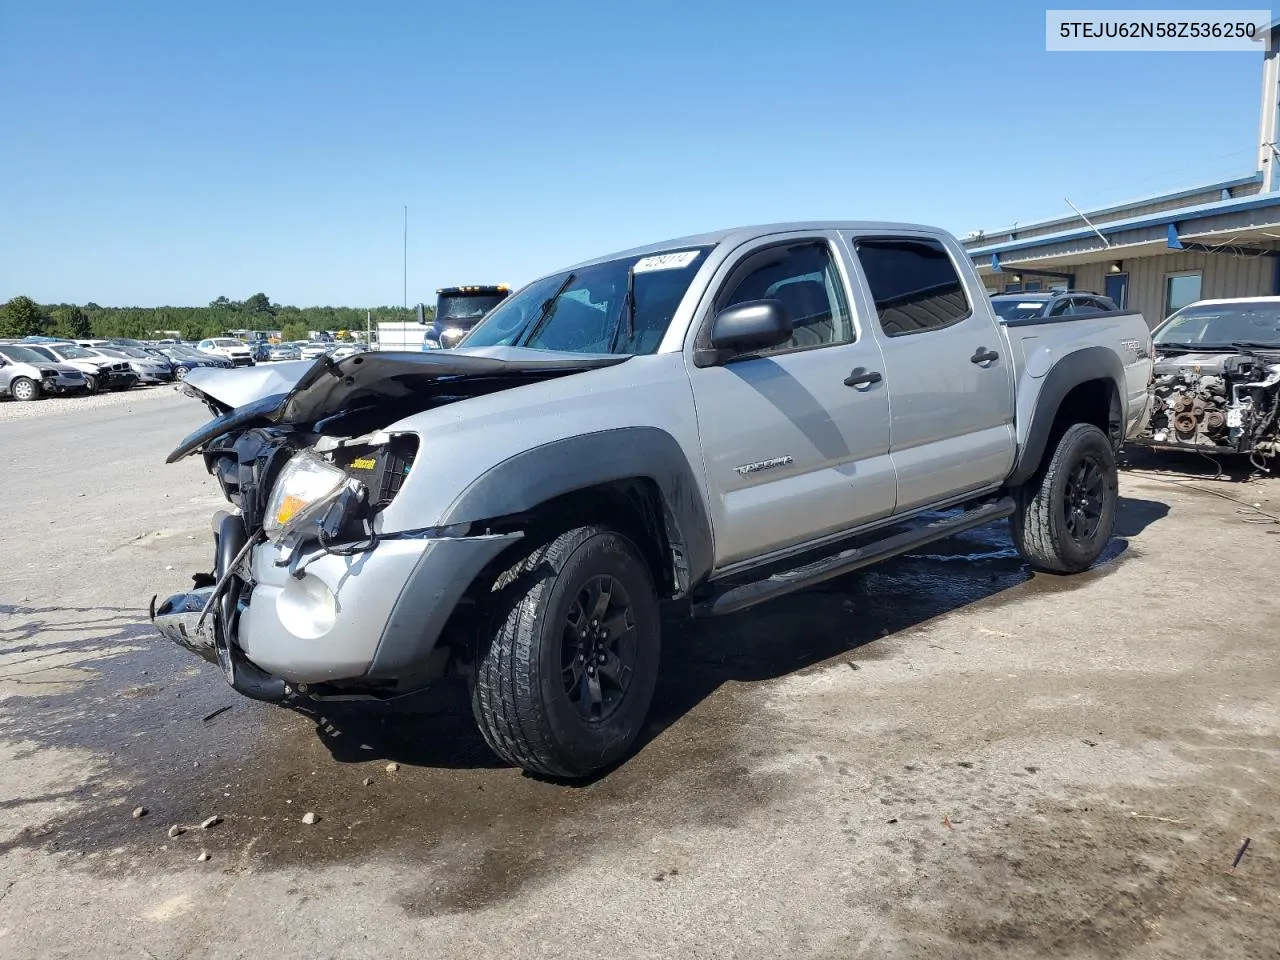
top-left (971, 347), bottom-right (999, 365)
top-left (844, 367), bottom-right (883, 388)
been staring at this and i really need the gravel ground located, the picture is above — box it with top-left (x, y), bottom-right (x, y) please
top-left (0, 382), bottom-right (182, 422)
top-left (1, 390), bottom-right (1278, 960)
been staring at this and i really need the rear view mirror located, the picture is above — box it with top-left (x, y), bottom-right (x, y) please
top-left (702, 299), bottom-right (792, 363)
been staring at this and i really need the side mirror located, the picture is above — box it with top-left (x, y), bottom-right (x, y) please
top-left (699, 299), bottom-right (792, 364)
top-left (415, 303), bottom-right (426, 325)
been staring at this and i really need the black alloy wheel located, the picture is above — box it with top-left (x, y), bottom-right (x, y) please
top-left (560, 574), bottom-right (637, 723)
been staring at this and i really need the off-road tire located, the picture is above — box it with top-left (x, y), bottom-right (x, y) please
top-left (471, 525), bottom-right (661, 780)
top-left (10, 377), bottom-right (40, 402)
top-left (1011, 422), bottom-right (1118, 573)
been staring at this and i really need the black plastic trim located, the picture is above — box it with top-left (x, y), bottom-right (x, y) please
top-left (1001, 308), bottom-right (1135, 328)
top-left (364, 533), bottom-right (524, 682)
top-left (694, 497), bottom-right (1015, 617)
top-left (1005, 346), bottom-right (1126, 487)
top-left (440, 427), bottom-right (715, 593)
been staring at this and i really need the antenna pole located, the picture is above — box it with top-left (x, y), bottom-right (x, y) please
top-left (403, 205), bottom-right (408, 309)
top-left (1064, 197), bottom-right (1111, 248)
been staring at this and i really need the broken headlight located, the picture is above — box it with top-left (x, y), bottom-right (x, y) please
top-left (263, 450), bottom-right (364, 544)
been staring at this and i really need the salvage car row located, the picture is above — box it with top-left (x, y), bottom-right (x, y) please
top-left (0, 336), bottom-right (366, 402)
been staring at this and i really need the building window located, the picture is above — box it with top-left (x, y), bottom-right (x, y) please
top-left (1165, 271), bottom-right (1202, 318)
top-left (1105, 273), bottom-right (1129, 309)
top-left (1024, 281), bottom-right (1043, 292)
top-left (1004, 283), bottom-right (1022, 293)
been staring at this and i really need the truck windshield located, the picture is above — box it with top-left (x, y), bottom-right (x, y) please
top-left (990, 299), bottom-right (1047, 321)
top-left (1155, 303), bottom-right (1280, 348)
top-left (461, 247), bottom-right (711, 354)
top-left (437, 293), bottom-right (507, 325)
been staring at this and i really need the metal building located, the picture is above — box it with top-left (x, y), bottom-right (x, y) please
top-left (963, 20), bottom-right (1280, 328)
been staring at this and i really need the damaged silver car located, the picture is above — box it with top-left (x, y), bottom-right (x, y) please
top-left (1137, 297), bottom-right (1280, 465)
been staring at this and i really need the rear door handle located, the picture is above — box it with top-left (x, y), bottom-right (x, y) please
top-left (971, 347), bottom-right (999, 365)
top-left (844, 367), bottom-right (883, 388)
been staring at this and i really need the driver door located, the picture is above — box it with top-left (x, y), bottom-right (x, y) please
top-left (686, 233), bottom-right (896, 568)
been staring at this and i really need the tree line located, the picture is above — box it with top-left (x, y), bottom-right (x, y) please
top-left (0, 293), bottom-right (434, 342)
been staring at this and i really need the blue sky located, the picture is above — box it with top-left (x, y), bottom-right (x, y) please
top-left (0, 1), bottom-right (1268, 307)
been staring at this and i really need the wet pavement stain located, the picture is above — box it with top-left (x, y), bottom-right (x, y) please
top-left (0, 498), bottom-right (1171, 913)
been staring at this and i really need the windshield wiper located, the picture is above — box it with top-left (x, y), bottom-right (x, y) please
top-left (1230, 340), bottom-right (1280, 351)
top-left (609, 265), bottom-right (637, 352)
top-left (520, 273), bottom-right (576, 347)
top-left (1153, 341), bottom-right (1199, 352)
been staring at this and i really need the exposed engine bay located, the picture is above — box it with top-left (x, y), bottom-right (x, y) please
top-left (1138, 348), bottom-right (1280, 459)
top-left (149, 348), bottom-right (627, 700)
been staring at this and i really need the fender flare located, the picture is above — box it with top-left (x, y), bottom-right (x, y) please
top-left (440, 426), bottom-right (715, 594)
top-left (1007, 346), bottom-right (1126, 487)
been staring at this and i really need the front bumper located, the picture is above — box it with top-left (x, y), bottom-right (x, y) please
top-left (152, 514), bottom-right (521, 699)
top-left (45, 374), bottom-right (86, 393)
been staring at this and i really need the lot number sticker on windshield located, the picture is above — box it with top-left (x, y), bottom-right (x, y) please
top-left (634, 250), bottom-right (701, 273)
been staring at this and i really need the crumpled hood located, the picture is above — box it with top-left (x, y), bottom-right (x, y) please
top-left (182, 359), bottom-right (315, 408)
top-left (168, 347), bottom-right (629, 463)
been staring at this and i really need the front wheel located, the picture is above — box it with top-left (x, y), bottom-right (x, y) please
top-left (1011, 422), bottom-right (1118, 573)
top-left (83, 374), bottom-right (99, 394)
top-left (10, 377), bottom-right (41, 402)
top-left (470, 525), bottom-right (661, 779)
top-left (174, 366), bottom-right (189, 380)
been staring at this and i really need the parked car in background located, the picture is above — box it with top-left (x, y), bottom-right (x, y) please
top-left (1136, 296), bottom-right (1280, 459)
top-left (298, 341), bottom-right (328, 360)
top-left (989, 291), bottom-right (1120, 322)
top-left (0, 344), bottom-right (87, 400)
top-left (197, 337), bottom-right (255, 367)
top-left (249, 341), bottom-right (273, 363)
top-left (267, 342), bottom-right (302, 362)
top-left (159, 345), bottom-right (233, 380)
top-left (20, 341), bottom-right (135, 392)
top-left (328, 343), bottom-right (363, 360)
top-left (86, 345), bottom-right (175, 384)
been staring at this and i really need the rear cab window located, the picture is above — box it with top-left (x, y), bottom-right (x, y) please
top-left (850, 237), bottom-right (971, 336)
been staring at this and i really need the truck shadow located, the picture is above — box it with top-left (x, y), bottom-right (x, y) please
top-left (304, 500), bottom-right (1167, 778)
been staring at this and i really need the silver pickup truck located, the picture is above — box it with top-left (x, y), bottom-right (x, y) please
top-left (151, 221), bottom-right (1154, 778)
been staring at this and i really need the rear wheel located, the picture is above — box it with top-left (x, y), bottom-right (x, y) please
top-left (470, 525), bottom-right (661, 779)
top-left (10, 377), bottom-right (40, 402)
top-left (174, 366), bottom-right (189, 380)
top-left (1011, 422), bottom-right (1118, 573)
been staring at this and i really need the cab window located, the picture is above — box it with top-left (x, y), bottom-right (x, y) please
top-left (715, 241), bottom-right (854, 353)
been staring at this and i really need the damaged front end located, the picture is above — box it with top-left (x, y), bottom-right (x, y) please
top-left (150, 348), bottom-right (626, 703)
top-left (1136, 347), bottom-right (1280, 463)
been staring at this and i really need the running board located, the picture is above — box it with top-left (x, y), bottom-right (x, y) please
top-left (692, 496), bottom-right (1016, 618)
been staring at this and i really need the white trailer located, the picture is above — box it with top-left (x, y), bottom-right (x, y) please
top-left (374, 322), bottom-right (429, 352)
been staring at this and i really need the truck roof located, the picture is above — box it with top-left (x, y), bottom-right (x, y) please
top-left (437, 285), bottom-right (510, 295)
top-left (563, 220), bottom-right (953, 272)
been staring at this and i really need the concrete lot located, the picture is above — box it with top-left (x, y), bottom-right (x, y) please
top-left (1, 390), bottom-right (1277, 960)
